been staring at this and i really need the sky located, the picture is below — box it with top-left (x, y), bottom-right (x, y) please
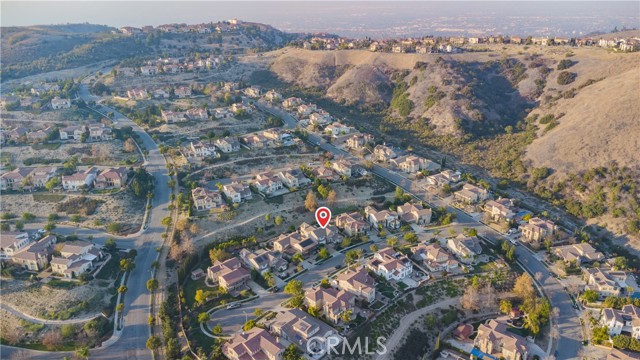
top-left (2, 1), bottom-right (639, 37)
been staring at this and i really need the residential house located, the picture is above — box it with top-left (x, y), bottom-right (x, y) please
top-left (311, 166), bottom-right (338, 181)
top-left (325, 122), bottom-right (352, 136)
top-left (253, 172), bottom-right (284, 195)
top-left (397, 202), bottom-right (432, 225)
top-left (454, 183), bottom-right (490, 204)
top-left (519, 217), bottom-right (557, 247)
top-left (240, 248), bottom-right (287, 274)
top-left (446, 235), bottom-right (482, 263)
top-left (367, 247), bottom-right (413, 281)
top-left (186, 108), bottom-right (208, 121)
top-left (28, 167), bottom-right (58, 189)
top-left (474, 320), bottom-right (529, 360)
top-left (270, 308), bottom-right (341, 356)
top-left (484, 198), bottom-right (516, 222)
top-left (607, 349), bottom-right (640, 360)
top-left (335, 266), bottom-right (376, 303)
top-left (140, 65), bottom-right (158, 76)
top-left (215, 137), bottom-right (241, 153)
top-left (335, 212), bottom-right (368, 236)
top-left (50, 241), bottom-right (103, 278)
top-left (51, 97), bottom-right (71, 109)
top-left (241, 133), bottom-right (270, 149)
top-left (7, 127), bottom-right (29, 142)
top-left (282, 97), bottom-right (303, 108)
top-left (553, 243), bottom-right (604, 265)
top-left (584, 268), bottom-right (628, 299)
top-left (373, 144), bottom-right (398, 162)
top-left (364, 206), bottom-right (400, 229)
top-left (174, 86), bottom-right (192, 98)
top-left (222, 182), bottom-right (252, 203)
top-left (152, 88), bottom-right (170, 99)
top-left (62, 167), bottom-right (98, 191)
top-left (27, 127), bottom-right (55, 142)
top-left (264, 90), bottom-right (282, 102)
top-left (212, 107), bottom-right (233, 119)
top-left (305, 287), bottom-right (355, 323)
top-left (277, 169), bottom-right (310, 189)
top-left (411, 243), bottom-right (459, 272)
top-left (11, 235), bottom-right (57, 271)
top-left (297, 104), bottom-right (318, 117)
top-left (601, 305), bottom-right (640, 339)
top-left (346, 133), bottom-right (374, 150)
top-left (391, 155), bottom-right (429, 173)
top-left (88, 123), bottom-right (113, 141)
top-left (273, 232), bottom-right (318, 256)
top-left (262, 129), bottom-right (294, 146)
top-left (59, 125), bottom-right (86, 141)
top-left (161, 110), bottom-right (187, 123)
top-left (1, 167), bottom-right (56, 191)
top-left (222, 327), bottom-right (284, 360)
top-left (308, 111), bottom-right (333, 125)
top-left (0, 232), bottom-right (31, 260)
top-left (243, 86), bottom-right (262, 98)
top-left (426, 170), bottom-right (462, 187)
top-left (332, 159), bottom-right (354, 178)
top-left (231, 103), bottom-right (249, 114)
top-left (94, 167), bottom-right (128, 189)
top-left (207, 257), bottom-right (251, 292)
top-left (191, 187), bottom-right (223, 211)
top-left (126, 88), bottom-right (149, 100)
top-left (299, 222), bottom-right (340, 244)
top-left (190, 141), bottom-right (218, 158)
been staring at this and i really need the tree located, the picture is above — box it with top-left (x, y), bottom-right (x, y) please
top-left (341, 309), bottom-right (353, 323)
top-left (61, 324), bottom-right (75, 338)
top-left (513, 273), bottom-right (536, 302)
top-left (116, 303), bottom-right (124, 313)
top-left (209, 248), bottom-right (232, 264)
top-left (460, 286), bottom-right (480, 310)
top-left (161, 216), bottom-right (172, 228)
top-left (283, 343), bottom-right (304, 360)
top-left (318, 247), bottom-right (330, 260)
top-left (254, 308), bottom-right (264, 317)
top-left (123, 138), bottom-right (137, 153)
top-left (344, 249), bottom-right (363, 267)
top-left (263, 271), bottom-right (276, 287)
top-left (591, 326), bottom-right (609, 344)
top-left (284, 280), bottom-right (305, 308)
top-left (44, 222), bottom-right (56, 232)
top-left (107, 222), bottom-right (123, 234)
top-left (14, 221), bottom-right (24, 231)
top-left (327, 189), bottom-right (337, 206)
top-left (243, 319), bottom-right (256, 331)
top-left (22, 212), bottom-right (36, 221)
top-left (0, 223), bottom-right (9, 232)
top-left (403, 232), bottom-right (418, 243)
top-left (118, 285), bottom-right (128, 294)
top-left (305, 191), bottom-right (318, 212)
top-left (211, 323), bottom-right (223, 335)
top-left (370, 244), bottom-right (378, 252)
top-left (320, 278), bottom-right (330, 288)
top-left (291, 252), bottom-right (304, 265)
top-left (146, 335), bottom-right (161, 351)
top-left (308, 306), bottom-right (319, 317)
top-left (42, 330), bottom-right (63, 350)
top-left (197, 312), bottom-right (210, 324)
top-left (274, 215), bottom-right (283, 226)
top-left (45, 177), bottom-right (60, 191)
top-left (387, 236), bottom-right (398, 247)
top-left (120, 258), bottom-right (135, 272)
top-left (581, 289), bottom-right (599, 303)
top-left (500, 299), bottom-right (512, 315)
top-left (75, 346), bottom-right (90, 360)
top-left (613, 256), bottom-right (628, 271)
top-left (394, 186), bottom-right (404, 202)
top-left (195, 289), bottom-right (206, 306)
top-left (146, 279), bottom-right (159, 292)
top-left (105, 238), bottom-right (117, 251)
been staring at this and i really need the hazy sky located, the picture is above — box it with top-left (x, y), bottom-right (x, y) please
top-left (2, 1), bottom-right (639, 37)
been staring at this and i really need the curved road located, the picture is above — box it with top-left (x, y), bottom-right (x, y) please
top-left (2, 83), bottom-right (171, 360)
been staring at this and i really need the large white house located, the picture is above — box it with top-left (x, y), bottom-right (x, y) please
top-left (366, 247), bottom-right (413, 281)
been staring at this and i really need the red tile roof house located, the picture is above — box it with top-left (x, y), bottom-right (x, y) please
top-left (335, 212), bottom-right (368, 237)
top-left (50, 240), bottom-right (104, 278)
top-left (62, 167), bottom-right (98, 191)
top-left (191, 187), bottom-right (223, 211)
top-left (335, 266), bottom-right (376, 303)
top-left (305, 287), bottom-right (356, 323)
top-left (473, 319), bottom-right (529, 360)
top-left (222, 327), bottom-right (284, 360)
top-left (366, 247), bottom-right (413, 281)
top-left (11, 235), bottom-right (57, 271)
top-left (207, 257), bottom-right (250, 292)
top-left (397, 202), bottom-right (432, 225)
top-left (94, 167), bottom-right (129, 189)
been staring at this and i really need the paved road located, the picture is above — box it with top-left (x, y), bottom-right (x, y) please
top-left (2, 84), bottom-right (171, 360)
top-left (254, 100), bottom-right (582, 359)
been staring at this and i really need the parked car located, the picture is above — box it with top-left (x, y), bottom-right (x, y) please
top-left (226, 303), bottom-right (241, 310)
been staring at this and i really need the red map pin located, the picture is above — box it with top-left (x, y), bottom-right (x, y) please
top-left (315, 207), bottom-right (332, 229)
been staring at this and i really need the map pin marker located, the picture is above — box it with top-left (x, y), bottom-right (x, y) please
top-left (315, 207), bottom-right (332, 229)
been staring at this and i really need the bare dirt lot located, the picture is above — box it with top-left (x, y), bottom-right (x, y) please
top-left (2, 140), bottom-right (141, 167)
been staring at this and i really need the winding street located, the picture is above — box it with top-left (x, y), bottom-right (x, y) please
top-left (2, 83), bottom-right (171, 360)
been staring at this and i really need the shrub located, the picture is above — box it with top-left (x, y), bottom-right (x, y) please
top-left (556, 59), bottom-right (575, 70)
top-left (557, 71), bottom-right (577, 85)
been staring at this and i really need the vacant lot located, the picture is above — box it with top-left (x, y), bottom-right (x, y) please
top-left (3, 140), bottom-right (141, 167)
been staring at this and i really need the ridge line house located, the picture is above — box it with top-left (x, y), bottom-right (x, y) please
top-left (214, 137), bottom-right (241, 153)
top-left (50, 240), bottom-right (104, 278)
top-left (140, 65), bottom-right (158, 76)
top-left (411, 242), bottom-right (459, 272)
top-left (282, 97), bottom-right (303, 109)
top-left (174, 86), bottom-right (192, 98)
top-left (366, 247), bottom-right (413, 281)
top-left (263, 90), bottom-right (282, 102)
top-left (331, 159), bottom-right (355, 178)
top-left (584, 267), bottom-right (628, 299)
top-left (0, 166), bottom-right (57, 191)
top-left (185, 108), bottom-right (208, 121)
top-left (277, 169), bottom-right (310, 189)
top-left (446, 234), bottom-right (482, 264)
top-left (222, 327), bottom-right (284, 360)
top-left (252, 172), bottom-right (284, 196)
top-left (397, 202), bottom-right (432, 225)
top-left (425, 169), bottom-right (462, 189)
top-left (473, 319), bottom-right (529, 360)
top-left (308, 110), bottom-right (333, 126)
top-left (161, 109), bottom-right (187, 123)
top-left (126, 88), bottom-right (149, 100)
top-left (51, 97), bottom-right (71, 110)
top-left (94, 167), bottom-right (129, 189)
top-left (346, 133), bottom-right (374, 151)
top-left (553, 243), bottom-right (604, 266)
top-left (11, 235), bottom-right (57, 271)
top-left (191, 187), bottom-right (223, 211)
top-left (484, 198), bottom-right (516, 222)
top-left (222, 182), bottom-right (252, 203)
top-left (324, 122), bottom-right (352, 136)
top-left (239, 248), bottom-right (287, 274)
top-left (212, 107), bottom-right (233, 120)
top-left (454, 183), bottom-right (489, 204)
top-left (334, 266), bottom-right (376, 303)
top-left (269, 308), bottom-right (342, 357)
top-left (390, 155), bottom-right (433, 173)
top-left (601, 304), bottom-right (640, 340)
top-left (519, 217), bottom-right (558, 248)
top-left (207, 257), bottom-right (251, 292)
top-left (27, 127), bottom-right (55, 143)
top-left (305, 287), bottom-right (356, 323)
top-left (364, 206), bottom-right (400, 229)
top-left (188, 140), bottom-right (218, 159)
top-left (0, 231), bottom-right (31, 261)
top-left (373, 144), bottom-right (398, 162)
top-left (59, 125), bottom-right (86, 141)
top-left (62, 167), bottom-right (98, 191)
top-left (88, 123), bottom-right (114, 141)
